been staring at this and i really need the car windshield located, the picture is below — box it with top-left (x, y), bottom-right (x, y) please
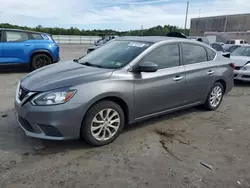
top-left (231, 47), bottom-right (250, 56)
top-left (78, 40), bottom-right (152, 69)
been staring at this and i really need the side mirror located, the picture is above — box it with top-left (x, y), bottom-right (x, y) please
top-left (134, 61), bottom-right (158, 73)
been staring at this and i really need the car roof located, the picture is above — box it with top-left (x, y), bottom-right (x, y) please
top-left (116, 36), bottom-right (188, 43)
top-left (0, 28), bottom-right (49, 35)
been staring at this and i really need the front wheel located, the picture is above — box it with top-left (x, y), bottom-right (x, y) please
top-left (81, 101), bottom-right (125, 146)
top-left (204, 82), bottom-right (224, 111)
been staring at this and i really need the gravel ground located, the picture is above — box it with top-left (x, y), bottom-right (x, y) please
top-left (0, 44), bottom-right (250, 188)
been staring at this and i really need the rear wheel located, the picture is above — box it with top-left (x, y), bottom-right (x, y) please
top-left (31, 54), bottom-right (52, 70)
top-left (204, 82), bottom-right (224, 110)
top-left (81, 101), bottom-right (125, 146)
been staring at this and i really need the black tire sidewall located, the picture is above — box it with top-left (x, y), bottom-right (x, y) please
top-left (205, 82), bottom-right (224, 110)
top-left (81, 101), bottom-right (125, 146)
top-left (31, 54), bottom-right (52, 70)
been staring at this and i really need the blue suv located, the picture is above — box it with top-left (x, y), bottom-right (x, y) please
top-left (0, 28), bottom-right (60, 70)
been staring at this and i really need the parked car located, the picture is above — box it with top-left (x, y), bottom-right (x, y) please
top-left (211, 42), bottom-right (224, 52)
top-left (0, 28), bottom-right (60, 70)
top-left (226, 39), bottom-right (248, 45)
top-left (94, 35), bottom-right (118, 46)
top-left (224, 45), bottom-right (241, 53)
top-left (87, 37), bottom-right (118, 53)
top-left (15, 36), bottom-right (234, 146)
top-left (230, 46), bottom-right (250, 81)
top-left (187, 36), bottom-right (210, 45)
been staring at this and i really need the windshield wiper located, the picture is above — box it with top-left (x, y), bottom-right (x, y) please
top-left (81, 62), bottom-right (102, 68)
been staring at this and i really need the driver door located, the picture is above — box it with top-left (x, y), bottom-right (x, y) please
top-left (133, 43), bottom-right (186, 119)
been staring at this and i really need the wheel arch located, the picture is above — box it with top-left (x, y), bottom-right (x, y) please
top-left (83, 94), bottom-right (131, 126)
top-left (215, 79), bottom-right (226, 93)
top-left (29, 50), bottom-right (53, 67)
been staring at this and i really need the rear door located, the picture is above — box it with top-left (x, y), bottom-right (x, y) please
top-left (0, 31), bottom-right (3, 63)
top-left (133, 43), bottom-right (186, 119)
top-left (181, 42), bottom-right (216, 105)
top-left (2, 30), bottom-right (31, 64)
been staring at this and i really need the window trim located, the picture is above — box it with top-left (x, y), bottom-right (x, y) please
top-left (136, 42), bottom-right (181, 70)
top-left (3, 30), bottom-right (29, 43)
top-left (180, 42), bottom-right (215, 65)
top-left (0, 31), bottom-right (3, 42)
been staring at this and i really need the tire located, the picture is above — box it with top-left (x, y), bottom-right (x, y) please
top-left (81, 100), bottom-right (125, 146)
top-left (204, 82), bottom-right (224, 111)
top-left (31, 54), bottom-right (52, 70)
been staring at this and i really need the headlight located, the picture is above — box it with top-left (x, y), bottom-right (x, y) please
top-left (243, 64), bottom-right (250, 71)
top-left (31, 89), bottom-right (76, 106)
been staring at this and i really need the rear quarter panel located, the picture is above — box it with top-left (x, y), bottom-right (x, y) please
top-left (214, 55), bottom-right (234, 94)
top-left (27, 40), bottom-right (59, 62)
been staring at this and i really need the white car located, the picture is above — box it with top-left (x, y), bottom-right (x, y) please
top-left (230, 46), bottom-right (250, 81)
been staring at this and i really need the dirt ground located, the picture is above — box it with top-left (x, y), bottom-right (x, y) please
top-left (0, 44), bottom-right (250, 188)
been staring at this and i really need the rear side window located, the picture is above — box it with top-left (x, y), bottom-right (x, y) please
top-left (207, 48), bottom-right (216, 61)
top-left (6, 31), bottom-right (28, 42)
top-left (31, 33), bottom-right (43, 40)
top-left (182, 43), bottom-right (207, 65)
top-left (141, 43), bottom-right (180, 69)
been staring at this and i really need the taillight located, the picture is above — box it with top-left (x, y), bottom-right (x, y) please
top-left (230, 63), bottom-right (235, 70)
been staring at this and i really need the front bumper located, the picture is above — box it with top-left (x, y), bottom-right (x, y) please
top-left (15, 100), bottom-right (86, 140)
top-left (234, 70), bottom-right (250, 81)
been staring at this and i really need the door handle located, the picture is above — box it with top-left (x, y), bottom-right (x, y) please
top-left (173, 76), bottom-right (184, 81)
top-left (207, 70), bottom-right (215, 75)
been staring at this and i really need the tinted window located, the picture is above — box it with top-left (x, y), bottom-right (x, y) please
top-left (211, 43), bottom-right (223, 51)
top-left (6, 31), bottom-right (28, 42)
top-left (31, 33), bottom-right (43, 40)
top-left (230, 40), bottom-right (235, 44)
top-left (141, 43), bottom-right (180, 69)
top-left (240, 40), bottom-right (244, 44)
top-left (226, 40), bottom-right (230, 44)
top-left (182, 43), bottom-right (207, 64)
top-left (207, 48), bottom-right (216, 61)
top-left (227, 45), bottom-right (240, 53)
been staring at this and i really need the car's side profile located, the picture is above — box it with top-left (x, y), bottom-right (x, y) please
top-left (15, 36), bottom-right (234, 146)
top-left (0, 28), bottom-right (60, 70)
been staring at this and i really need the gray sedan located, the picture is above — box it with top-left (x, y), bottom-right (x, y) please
top-left (15, 36), bottom-right (234, 146)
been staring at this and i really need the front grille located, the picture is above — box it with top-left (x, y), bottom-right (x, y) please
top-left (235, 66), bottom-right (241, 70)
top-left (19, 86), bottom-right (29, 101)
top-left (242, 75), bottom-right (250, 78)
top-left (18, 116), bottom-right (34, 132)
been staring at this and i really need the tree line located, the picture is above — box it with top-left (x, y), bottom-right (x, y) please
top-left (0, 23), bottom-right (189, 36)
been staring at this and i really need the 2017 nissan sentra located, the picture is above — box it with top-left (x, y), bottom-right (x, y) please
top-left (15, 36), bottom-right (234, 146)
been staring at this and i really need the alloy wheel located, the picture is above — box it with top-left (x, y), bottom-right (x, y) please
top-left (209, 86), bottom-right (222, 108)
top-left (91, 108), bottom-right (120, 141)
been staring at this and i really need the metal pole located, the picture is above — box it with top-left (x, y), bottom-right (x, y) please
top-left (223, 16), bottom-right (228, 32)
top-left (184, 1), bottom-right (189, 35)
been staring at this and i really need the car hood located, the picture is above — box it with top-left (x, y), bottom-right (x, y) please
top-left (21, 61), bottom-right (114, 91)
top-left (230, 56), bottom-right (250, 67)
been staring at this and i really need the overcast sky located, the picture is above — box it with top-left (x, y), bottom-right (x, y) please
top-left (0, 0), bottom-right (249, 31)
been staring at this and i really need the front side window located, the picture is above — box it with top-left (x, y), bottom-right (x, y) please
top-left (182, 43), bottom-right (208, 65)
top-left (231, 47), bottom-right (250, 57)
top-left (78, 40), bottom-right (152, 69)
top-left (140, 43), bottom-right (180, 69)
top-left (6, 31), bottom-right (29, 42)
